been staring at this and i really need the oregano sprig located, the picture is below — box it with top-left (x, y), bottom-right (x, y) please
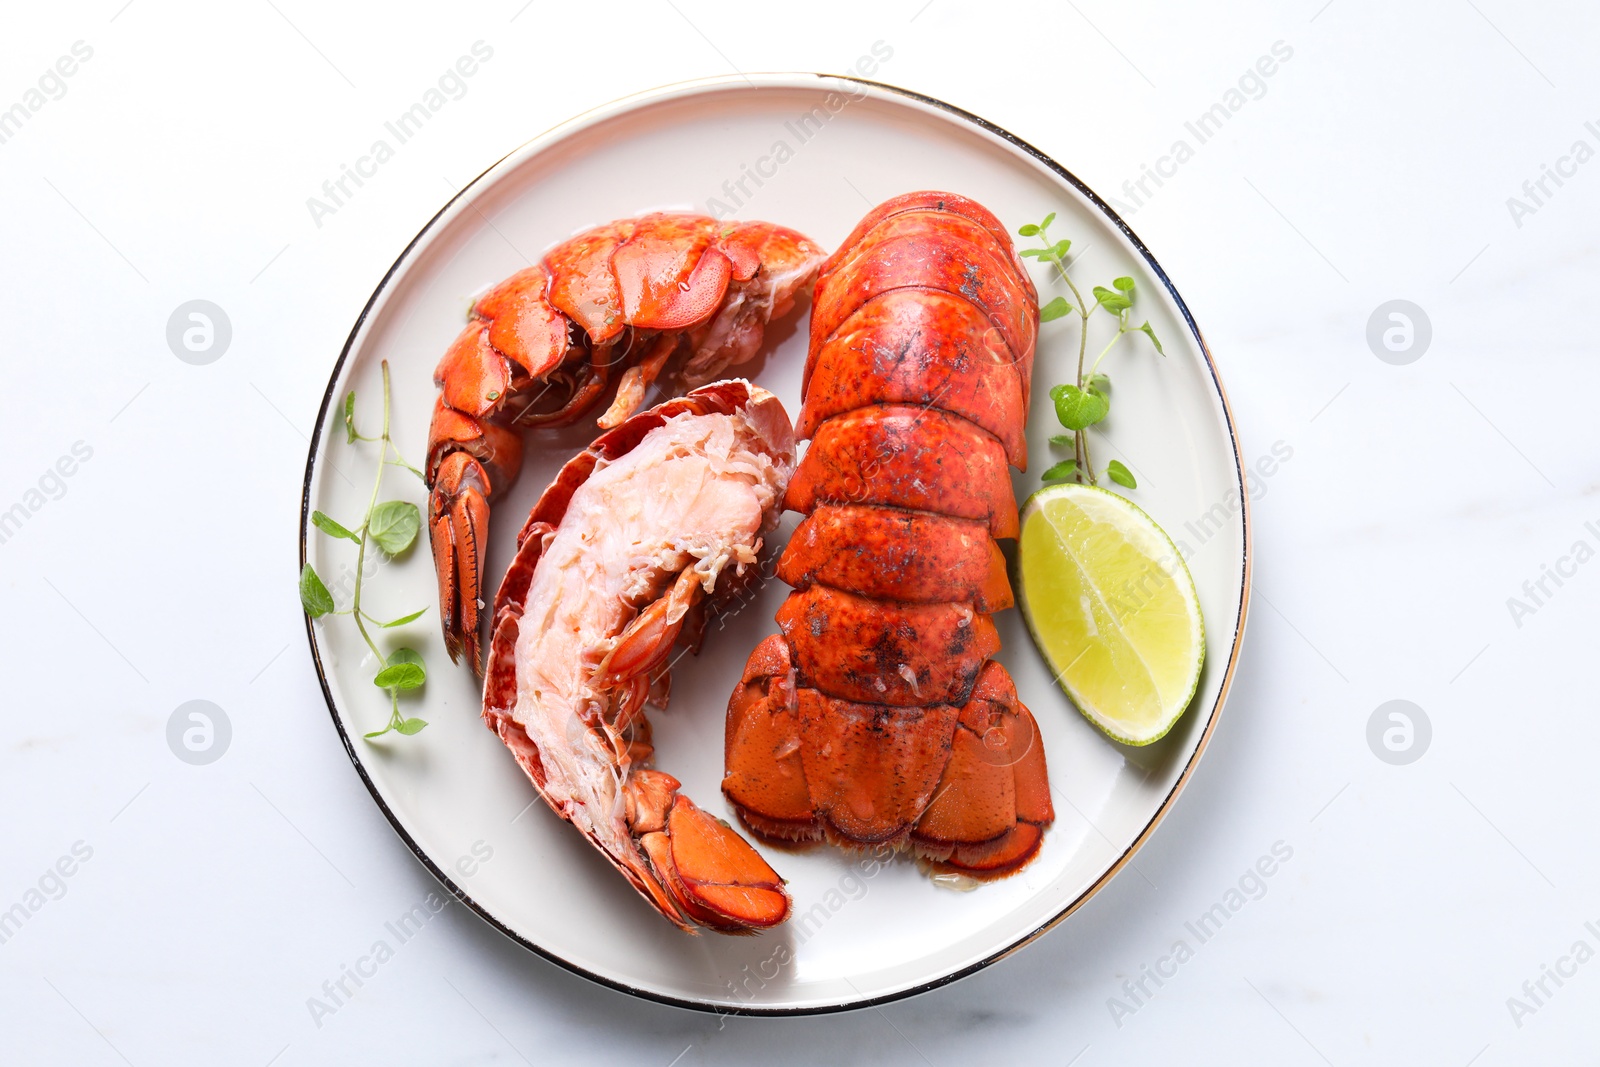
top-left (300, 360), bottom-right (431, 740)
top-left (1018, 213), bottom-right (1165, 490)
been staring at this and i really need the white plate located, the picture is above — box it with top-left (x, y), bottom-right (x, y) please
top-left (300, 74), bottom-right (1251, 1014)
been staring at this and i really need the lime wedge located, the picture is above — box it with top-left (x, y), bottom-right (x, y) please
top-left (1017, 483), bottom-right (1205, 746)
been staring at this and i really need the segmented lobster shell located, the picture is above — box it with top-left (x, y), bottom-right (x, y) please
top-left (725, 192), bottom-right (1055, 879)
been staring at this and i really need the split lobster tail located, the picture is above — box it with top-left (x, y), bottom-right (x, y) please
top-left (426, 215), bottom-right (826, 673)
top-left (483, 380), bottom-right (797, 932)
top-left (724, 191), bottom-right (1055, 880)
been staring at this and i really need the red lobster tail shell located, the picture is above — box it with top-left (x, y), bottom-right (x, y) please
top-left (725, 192), bottom-right (1054, 880)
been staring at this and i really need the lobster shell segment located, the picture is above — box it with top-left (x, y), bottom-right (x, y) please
top-left (785, 404), bottom-right (1019, 539)
top-left (816, 190), bottom-right (1026, 280)
top-left (484, 380), bottom-right (796, 932)
top-left (799, 289), bottom-right (1029, 466)
top-left (724, 192), bottom-right (1054, 881)
top-left (809, 217), bottom-right (1037, 394)
top-left (778, 505), bottom-right (1013, 613)
top-left (775, 585), bottom-right (1000, 708)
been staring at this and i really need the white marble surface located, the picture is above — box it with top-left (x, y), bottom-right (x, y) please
top-left (2, 1), bottom-right (1596, 1063)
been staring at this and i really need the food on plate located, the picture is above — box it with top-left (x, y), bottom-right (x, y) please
top-left (482, 380), bottom-right (796, 932)
top-left (724, 192), bottom-right (1055, 879)
top-left (426, 213), bottom-right (826, 673)
top-left (1018, 483), bottom-right (1204, 746)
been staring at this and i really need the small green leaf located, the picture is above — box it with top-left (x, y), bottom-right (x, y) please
top-left (374, 663), bottom-right (425, 690)
top-left (1039, 296), bottom-right (1073, 322)
top-left (1051, 383), bottom-right (1110, 431)
top-left (1041, 459), bottom-right (1078, 482)
top-left (1049, 238), bottom-right (1072, 259)
top-left (1018, 223), bottom-right (1041, 237)
top-left (1137, 320), bottom-right (1166, 355)
top-left (1085, 372), bottom-right (1111, 392)
top-left (369, 500), bottom-right (421, 555)
top-left (1041, 212), bottom-right (1056, 230)
top-left (311, 510), bottom-right (361, 544)
top-left (1049, 434), bottom-right (1075, 446)
top-left (1113, 276), bottom-right (1135, 292)
top-left (395, 718), bottom-right (429, 735)
top-left (299, 564), bottom-right (335, 618)
top-left (363, 724), bottom-right (393, 739)
top-left (343, 391), bottom-right (358, 444)
top-left (1106, 460), bottom-right (1137, 489)
top-left (1019, 248), bottom-right (1049, 259)
top-left (1093, 286), bottom-right (1132, 313)
top-left (376, 647), bottom-right (426, 689)
top-left (377, 607), bottom-right (427, 628)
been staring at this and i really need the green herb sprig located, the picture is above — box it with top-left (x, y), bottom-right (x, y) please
top-left (300, 360), bottom-right (431, 740)
top-left (1019, 213), bottom-right (1165, 490)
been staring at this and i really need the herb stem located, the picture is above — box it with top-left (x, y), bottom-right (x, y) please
top-left (1089, 328), bottom-right (1126, 381)
top-left (349, 361), bottom-right (396, 667)
top-left (1043, 231), bottom-right (1098, 487)
top-left (1025, 212), bottom-right (1165, 494)
top-left (1080, 413), bottom-right (1097, 485)
top-left (1056, 255), bottom-right (1094, 486)
top-left (304, 363), bottom-right (429, 741)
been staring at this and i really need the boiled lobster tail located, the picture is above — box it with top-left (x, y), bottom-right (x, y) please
top-left (427, 214), bottom-right (826, 673)
top-left (484, 380), bottom-right (796, 932)
top-left (724, 192), bottom-right (1054, 879)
